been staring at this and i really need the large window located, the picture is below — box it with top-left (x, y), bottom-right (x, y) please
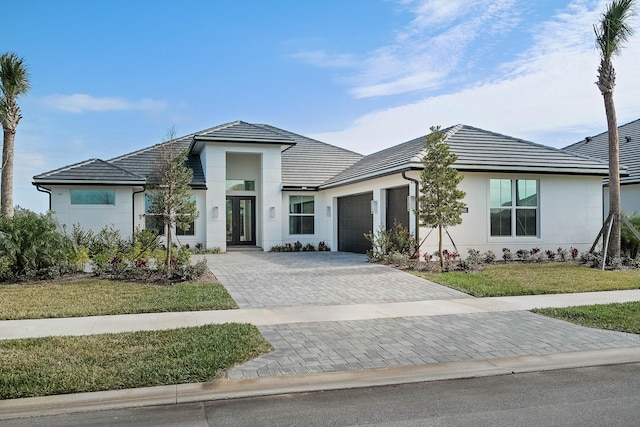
top-left (490, 179), bottom-right (538, 237)
top-left (70, 189), bottom-right (115, 205)
top-left (289, 195), bottom-right (314, 235)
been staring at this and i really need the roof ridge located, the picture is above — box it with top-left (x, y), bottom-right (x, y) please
top-left (34, 158), bottom-right (102, 179)
top-left (255, 124), bottom-right (363, 156)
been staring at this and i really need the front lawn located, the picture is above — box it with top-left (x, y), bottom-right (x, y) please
top-left (0, 324), bottom-right (272, 399)
top-left (533, 302), bottom-right (640, 335)
top-left (416, 263), bottom-right (640, 297)
top-left (0, 278), bottom-right (238, 320)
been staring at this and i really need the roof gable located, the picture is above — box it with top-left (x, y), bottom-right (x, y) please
top-left (563, 118), bottom-right (640, 184)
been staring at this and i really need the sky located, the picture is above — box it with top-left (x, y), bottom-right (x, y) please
top-left (3, 0), bottom-right (640, 213)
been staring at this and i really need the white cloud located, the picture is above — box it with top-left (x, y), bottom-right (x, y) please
top-left (41, 94), bottom-right (168, 113)
top-left (310, 0), bottom-right (640, 153)
top-left (293, 0), bottom-right (521, 98)
top-left (289, 50), bottom-right (358, 68)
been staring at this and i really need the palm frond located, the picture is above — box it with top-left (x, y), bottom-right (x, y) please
top-left (0, 52), bottom-right (31, 100)
top-left (595, 0), bottom-right (636, 59)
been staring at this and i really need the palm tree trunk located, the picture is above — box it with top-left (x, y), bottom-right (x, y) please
top-left (603, 91), bottom-right (621, 260)
top-left (1, 128), bottom-right (14, 218)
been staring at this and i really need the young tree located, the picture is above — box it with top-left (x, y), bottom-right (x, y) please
top-left (594, 0), bottom-right (636, 260)
top-left (0, 52), bottom-right (30, 218)
top-left (146, 128), bottom-right (199, 278)
top-left (418, 126), bottom-right (466, 268)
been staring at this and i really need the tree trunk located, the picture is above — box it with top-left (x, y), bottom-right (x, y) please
top-left (166, 223), bottom-right (173, 279)
top-left (438, 224), bottom-right (444, 269)
top-left (1, 127), bottom-right (14, 218)
top-left (603, 91), bottom-right (621, 260)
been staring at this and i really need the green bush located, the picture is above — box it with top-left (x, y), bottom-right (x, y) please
top-left (365, 221), bottom-right (417, 262)
top-left (622, 214), bottom-right (640, 258)
top-left (0, 208), bottom-right (78, 280)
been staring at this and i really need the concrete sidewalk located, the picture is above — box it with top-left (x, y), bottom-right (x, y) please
top-left (1, 252), bottom-right (640, 420)
top-left (1, 290), bottom-right (640, 340)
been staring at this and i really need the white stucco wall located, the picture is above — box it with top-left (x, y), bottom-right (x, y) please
top-left (604, 184), bottom-right (640, 216)
top-left (314, 171), bottom-right (603, 256)
top-left (418, 172), bottom-right (603, 256)
top-left (49, 186), bottom-right (136, 237)
top-left (201, 143), bottom-right (283, 251)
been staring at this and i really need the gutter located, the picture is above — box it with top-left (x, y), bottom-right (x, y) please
top-left (36, 185), bottom-right (52, 211)
top-left (401, 170), bottom-right (420, 253)
top-left (132, 186), bottom-right (146, 235)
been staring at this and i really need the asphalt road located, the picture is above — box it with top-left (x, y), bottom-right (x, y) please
top-left (8, 363), bottom-right (640, 426)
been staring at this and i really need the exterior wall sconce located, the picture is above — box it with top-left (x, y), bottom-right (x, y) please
top-left (269, 206), bottom-right (276, 219)
top-left (212, 206), bottom-right (219, 219)
top-left (407, 195), bottom-right (416, 212)
top-left (370, 200), bottom-right (378, 215)
top-left (326, 206), bottom-right (331, 217)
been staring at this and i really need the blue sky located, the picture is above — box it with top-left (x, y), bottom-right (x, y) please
top-left (3, 0), bottom-right (640, 213)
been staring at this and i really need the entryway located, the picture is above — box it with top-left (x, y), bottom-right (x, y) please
top-left (226, 196), bottom-right (256, 246)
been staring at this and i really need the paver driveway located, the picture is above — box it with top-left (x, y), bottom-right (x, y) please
top-left (205, 251), bottom-right (470, 308)
top-left (203, 252), bottom-right (640, 379)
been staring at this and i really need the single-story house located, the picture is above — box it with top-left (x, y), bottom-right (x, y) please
top-left (33, 121), bottom-right (612, 255)
top-left (563, 118), bottom-right (640, 216)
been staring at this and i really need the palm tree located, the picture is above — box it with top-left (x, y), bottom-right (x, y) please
top-left (0, 52), bottom-right (30, 218)
top-left (594, 0), bottom-right (635, 260)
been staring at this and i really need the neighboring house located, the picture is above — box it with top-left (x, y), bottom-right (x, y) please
top-left (33, 121), bottom-right (610, 255)
top-left (564, 118), bottom-right (640, 216)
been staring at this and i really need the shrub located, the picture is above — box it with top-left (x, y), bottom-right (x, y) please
top-left (365, 222), bottom-right (417, 262)
top-left (318, 241), bottom-right (330, 251)
top-left (502, 248), bottom-right (513, 261)
top-left (0, 208), bottom-right (78, 280)
top-left (483, 250), bottom-right (496, 263)
top-left (621, 214), bottom-right (640, 258)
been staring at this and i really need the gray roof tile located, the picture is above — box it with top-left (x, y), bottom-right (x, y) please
top-left (33, 158), bottom-right (145, 184)
top-left (322, 125), bottom-right (611, 188)
top-left (563, 118), bottom-right (640, 185)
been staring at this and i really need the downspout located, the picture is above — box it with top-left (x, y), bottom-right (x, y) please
top-left (36, 185), bottom-right (52, 211)
top-left (401, 170), bottom-right (420, 253)
top-left (132, 185), bottom-right (146, 235)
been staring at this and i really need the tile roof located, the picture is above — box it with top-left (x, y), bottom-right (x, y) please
top-left (254, 124), bottom-right (362, 188)
top-left (563, 118), bottom-right (640, 185)
top-left (321, 125), bottom-right (612, 188)
top-left (33, 158), bottom-right (145, 184)
top-left (191, 121), bottom-right (297, 145)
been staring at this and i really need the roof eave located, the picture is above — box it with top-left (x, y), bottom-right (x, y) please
top-left (32, 179), bottom-right (147, 186)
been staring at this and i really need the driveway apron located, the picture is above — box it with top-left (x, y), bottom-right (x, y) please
top-left (203, 252), bottom-right (640, 380)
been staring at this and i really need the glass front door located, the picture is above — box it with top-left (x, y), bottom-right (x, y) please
top-left (226, 196), bottom-right (256, 245)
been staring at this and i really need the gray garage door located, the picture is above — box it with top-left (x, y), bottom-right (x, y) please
top-left (338, 192), bottom-right (373, 254)
top-left (386, 186), bottom-right (409, 230)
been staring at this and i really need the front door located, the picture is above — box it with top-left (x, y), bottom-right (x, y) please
top-left (226, 196), bottom-right (256, 246)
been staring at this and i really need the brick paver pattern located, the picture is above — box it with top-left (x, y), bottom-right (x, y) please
top-left (204, 252), bottom-right (640, 380)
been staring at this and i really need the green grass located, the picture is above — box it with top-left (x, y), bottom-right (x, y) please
top-left (416, 263), bottom-right (640, 297)
top-left (0, 279), bottom-right (238, 320)
top-left (533, 302), bottom-right (640, 335)
top-left (0, 324), bottom-right (272, 399)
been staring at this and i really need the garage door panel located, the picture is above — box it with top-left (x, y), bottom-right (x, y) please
top-left (386, 186), bottom-right (409, 230)
top-left (338, 193), bottom-right (373, 254)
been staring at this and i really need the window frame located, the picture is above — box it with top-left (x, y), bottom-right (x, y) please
top-left (70, 189), bottom-right (116, 206)
top-left (489, 179), bottom-right (539, 238)
top-left (288, 195), bottom-right (315, 235)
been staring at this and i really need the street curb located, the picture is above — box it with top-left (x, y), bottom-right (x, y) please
top-left (2, 346), bottom-right (640, 420)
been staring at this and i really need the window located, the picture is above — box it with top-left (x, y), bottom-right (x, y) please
top-left (490, 179), bottom-right (538, 237)
top-left (70, 189), bottom-right (115, 205)
top-left (145, 195), bottom-right (164, 235)
top-left (289, 195), bottom-right (314, 235)
top-left (226, 180), bottom-right (255, 191)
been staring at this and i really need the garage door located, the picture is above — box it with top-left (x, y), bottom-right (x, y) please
top-left (386, 186), bottom-right (409, 230)
top-left (338, 192), bottom-right (373, 253)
